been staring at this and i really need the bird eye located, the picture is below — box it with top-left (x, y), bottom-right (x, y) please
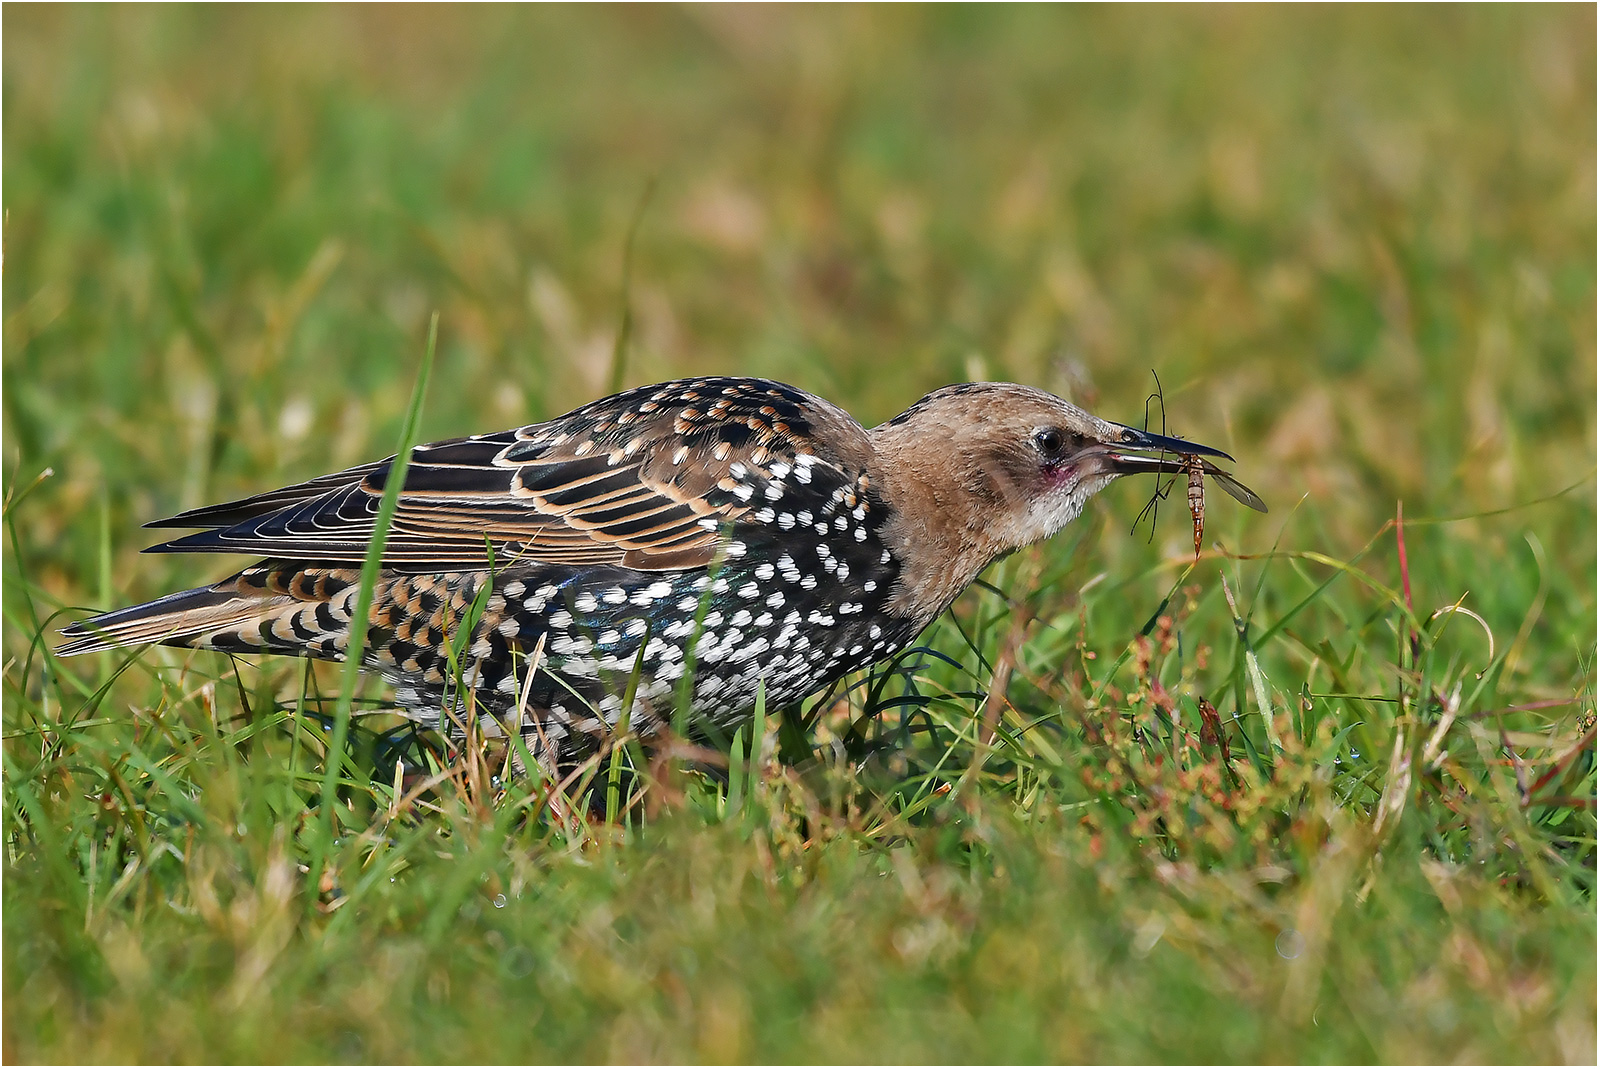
top-left (1034, 427), bottom-right (1065, 457)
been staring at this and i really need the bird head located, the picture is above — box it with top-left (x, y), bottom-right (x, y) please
top-left (871, 382), bottom-right (1260, 621)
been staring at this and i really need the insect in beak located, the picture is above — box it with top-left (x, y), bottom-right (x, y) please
top-left (1101, 423), bottom-right (1268, 513)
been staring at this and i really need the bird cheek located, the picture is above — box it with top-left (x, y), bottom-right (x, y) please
top-left (1042, 462), bottom-right (1078, 489)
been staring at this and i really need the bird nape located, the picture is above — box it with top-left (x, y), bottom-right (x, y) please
top-left (59, 376), bottom-right (1264, 774)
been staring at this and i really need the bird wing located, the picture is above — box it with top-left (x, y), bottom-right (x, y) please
top-left (144, 377), bottom-right (870, 572)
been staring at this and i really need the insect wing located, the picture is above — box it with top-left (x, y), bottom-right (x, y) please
top-left (1201, 461), bottom-right (1268, 513)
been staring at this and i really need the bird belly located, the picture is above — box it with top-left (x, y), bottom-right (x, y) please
top-left (369, 521), bottom-right (909, 762)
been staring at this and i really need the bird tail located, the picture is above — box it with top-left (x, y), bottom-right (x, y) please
top-left (56, 566), bottom-right (360, 658)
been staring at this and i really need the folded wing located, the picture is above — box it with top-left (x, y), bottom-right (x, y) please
top-left (144, 377), bottom-right (868, 572)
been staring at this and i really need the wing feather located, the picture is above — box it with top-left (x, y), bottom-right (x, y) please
top-left (142, 377), bottom-right (872, 572)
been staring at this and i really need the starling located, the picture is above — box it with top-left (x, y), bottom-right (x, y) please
top-left (59, 377), bottom-right (1263, 769)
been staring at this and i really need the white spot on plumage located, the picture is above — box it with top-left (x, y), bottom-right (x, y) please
top-left (574, 592), bottom-right (599, 613)
top-left (755, 563), bottom-right (775, 580)
top-left (729, 637), bottom-right (770, 663)
top-left (633, 582), bottom-right (669, 605)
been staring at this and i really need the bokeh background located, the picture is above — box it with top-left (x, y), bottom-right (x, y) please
top-left (7, 6), bottom-right (1593, 575)
top-left (4, 5), bottom-right (1595, 1062)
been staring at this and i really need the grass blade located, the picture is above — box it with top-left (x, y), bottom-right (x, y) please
top-left (312, 312), bottom-right (438, 893)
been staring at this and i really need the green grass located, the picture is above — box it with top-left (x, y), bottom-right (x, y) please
top-left (4, 5), bottom-right (1595, 1062)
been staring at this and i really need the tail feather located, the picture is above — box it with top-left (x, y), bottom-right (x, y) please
top-left (57, 582), bottom-right (275, 656)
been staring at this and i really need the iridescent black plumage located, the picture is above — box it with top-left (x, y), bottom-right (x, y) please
top-left (59, 375), bottom-right (1263, 769)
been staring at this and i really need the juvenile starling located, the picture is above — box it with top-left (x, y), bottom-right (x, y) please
top-left (59, 377), bottom-right (1263, 768)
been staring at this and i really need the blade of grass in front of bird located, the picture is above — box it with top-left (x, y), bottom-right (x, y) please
top-left (287, 658), bottom-right (312, 811)
top-left (441, 535), bottom-right (498, 729)
top-left (673, 535), bottom-right (729, 739)
top-left (311, 311), bottom-right (437, 900)
top-left (726, 726), bottom-right (745, 820)
top-left (748, 676), bottom-right (767, 813)
top-left (607, 631), bottom-right (651, 826)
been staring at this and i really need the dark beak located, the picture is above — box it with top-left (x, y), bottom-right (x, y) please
top-left (1098, 423), bottom-right (1268, 513)
top-left (1104, 423), bottom-right (1234, 468)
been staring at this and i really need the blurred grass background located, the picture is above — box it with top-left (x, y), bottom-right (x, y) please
top-left (3, 4), bottom-right (1595, 1063)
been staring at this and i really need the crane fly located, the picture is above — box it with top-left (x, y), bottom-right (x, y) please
top-left (1186, 452), bottom-right (1205, 556)
top-left (1122, 372), bottom-right (1267, 551)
